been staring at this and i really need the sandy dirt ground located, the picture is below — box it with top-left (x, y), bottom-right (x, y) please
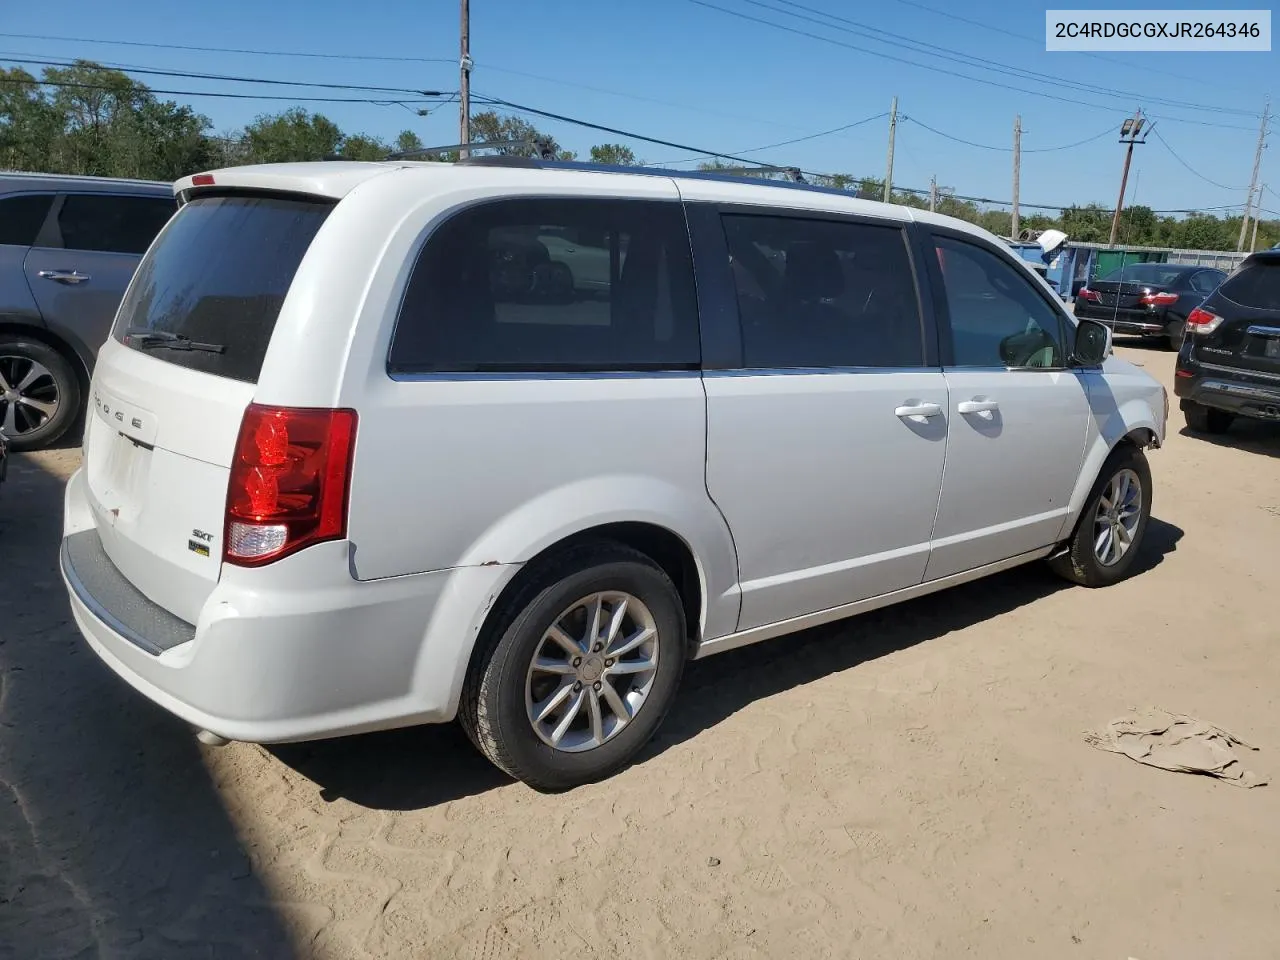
top-left (2, 345), bottom-right (1278, 960)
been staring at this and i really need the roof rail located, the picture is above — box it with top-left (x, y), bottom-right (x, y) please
top-left (386, 138), bottom-right (558, 161)
top-left (389, 152), bottom-right (889, 205)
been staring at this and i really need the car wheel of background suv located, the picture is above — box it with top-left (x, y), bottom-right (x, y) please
top-left (1164, 316), bottom-right (1186, 352)
top-left (0, 337), bottom-right (81, 451)
top-left (1183, 401), bottom-right (1233, 435)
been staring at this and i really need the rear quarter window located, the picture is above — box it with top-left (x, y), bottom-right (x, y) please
top-left (1218, 261), bottom-right (1280, 310)
top-left (57, 194), bottom-right (176, 255)
top-left (0, 194), bottom-right (54, 246)
top-left (388, 197), bottom-right (701, 374)
top-left (113, 193), bottom-right (334, 383)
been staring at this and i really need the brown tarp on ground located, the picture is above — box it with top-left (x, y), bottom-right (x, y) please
top-left (1086, 708), bottom-right (1267, 788)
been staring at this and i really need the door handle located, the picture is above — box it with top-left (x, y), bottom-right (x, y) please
top-left (37, 270), bottom-right (91, 285)
top-left (895, 401), bottom-right (943, 420)
top-left (957, 399), bottom-right (999, 414)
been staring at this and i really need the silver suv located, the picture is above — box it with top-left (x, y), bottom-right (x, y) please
top-left (0, 173), bottom-right (175, 450)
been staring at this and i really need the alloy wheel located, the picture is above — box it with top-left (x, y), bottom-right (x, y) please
top-left (0, 355), bottom-right (60, 439)
top-left (525, 591), bottom-right (660, 753)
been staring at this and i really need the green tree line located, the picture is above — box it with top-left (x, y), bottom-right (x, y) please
top-left (3, 61), bottom-right (1274, 252)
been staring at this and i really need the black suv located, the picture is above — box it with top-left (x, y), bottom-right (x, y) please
top-left (1, 173), bottom-right (175, 450)
top-left (1174, 250), bottom-right (1280, 434)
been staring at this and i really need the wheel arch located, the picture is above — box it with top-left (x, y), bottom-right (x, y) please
top-left (441, 515), bottom-right (733, 725)
top-left (0, 319), bottom-right (93, 400)
top-left (1061, 412), bottom-right (1160, 538)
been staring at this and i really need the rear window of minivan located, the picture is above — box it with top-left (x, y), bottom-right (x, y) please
top-left (113, 193), bottom-right (334, 383)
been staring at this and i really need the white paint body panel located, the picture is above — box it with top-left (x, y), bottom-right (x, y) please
top-left (704, 369), bottom-right (947, 630)
top-left (924, 369), bottom-right (1092, 581)
top-left (60, 160), bottom-right (1166, 744)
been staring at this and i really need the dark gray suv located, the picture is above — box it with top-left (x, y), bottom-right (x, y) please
top-left (0, 173), bottom-right (175, 450)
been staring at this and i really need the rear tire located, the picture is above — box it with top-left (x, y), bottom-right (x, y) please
top-left (1164, 318), bottom-right (1185, 351)
top-left (460, 541), bottom-right (688, 791)
top-left (1049, 444), bottom-right (1152, 588)
top-left (0, 337), bottom-right (81, 452)
top-left (1183, 402), bottom-right (1233, 435)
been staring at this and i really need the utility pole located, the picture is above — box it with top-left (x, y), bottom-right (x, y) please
top-left (929, 175), bottom-right (937, 212)
top-left (883, 96), bottom-right (898, 202)
top-left (459, 0), bottom-right (472, 160)
top-left (1011, 114), bottom-right (1022, 239)
top-left (1250, 185), bottom-right (1264, 250)
top-left (1238, 98), bottom-right (1270, 251)
top-left (1109, 109), bottom-right (1147, 245)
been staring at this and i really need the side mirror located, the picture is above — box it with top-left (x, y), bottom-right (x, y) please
top-left (1073, 318), bottom-right (1112, 366)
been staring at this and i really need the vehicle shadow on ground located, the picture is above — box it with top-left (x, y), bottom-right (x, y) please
top-left (1178, 420), bottom-right (1280, 459)
top-left (0, 454), bottom-right (297, 959)
top-left (284, 517), bottom-right (1183, 811)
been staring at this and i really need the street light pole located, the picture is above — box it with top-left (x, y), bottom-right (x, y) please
top-left (1109, 110), bottom-right (1147, 246)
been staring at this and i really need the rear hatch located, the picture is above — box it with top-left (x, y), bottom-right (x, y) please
top-left (1196, 257), bottom-right (1280, 377)
top-left (83, 191), bottom-right (334, 624)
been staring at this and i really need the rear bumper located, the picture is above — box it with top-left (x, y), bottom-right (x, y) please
top-left (61, 468), bottom-right (516, 743)
top-left (1174, 364), bottom-right (1280, 420)
top-left (1073, 304), bottom-right (1169, 335)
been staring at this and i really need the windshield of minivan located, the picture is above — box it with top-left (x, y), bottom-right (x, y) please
top-left (1100, 263), bottom-right (1187, 286)
top-left (113, 193), bottom-right (334, 383)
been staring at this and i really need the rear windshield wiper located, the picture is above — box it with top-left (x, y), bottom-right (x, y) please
top-left (125, 328), bottom-right (226, 354)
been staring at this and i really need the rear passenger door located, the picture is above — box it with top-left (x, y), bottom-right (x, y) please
top-left (923, 230), bottom-right (1091, 581)
top-left (0, 192), bottom-right (54, 328)
top-left (24, 192), bottom-right (175, 364)
top-left (696, 207), bottom-right (948, 631)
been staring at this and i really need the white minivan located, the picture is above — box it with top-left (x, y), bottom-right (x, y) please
top-left (60, 159), bottom-right (1167, 789)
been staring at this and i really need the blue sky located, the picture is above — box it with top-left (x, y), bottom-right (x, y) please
top-left (1, 0), bottom-right (1275, 217)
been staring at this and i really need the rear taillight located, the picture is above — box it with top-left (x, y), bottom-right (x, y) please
top-left (1140, 291), bottom-right (1179, 306)
top-left (1077, 287), bottom-right (1100, 302)
top-left (225, 404), bottom-right (358, 566)
top-left (1185, 306), bottom-right (1225, 336)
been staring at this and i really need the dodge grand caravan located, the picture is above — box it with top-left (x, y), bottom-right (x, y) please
top-left (60, 159), bottom-right (1167, 789)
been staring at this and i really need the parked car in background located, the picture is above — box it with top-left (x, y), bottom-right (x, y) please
top-left (1075, 262), bottom-right (1227, 350)
top-left (1174, 249), bottom-right (1280, 434)
top-left (0, 431), bottom-right (7, 488)
top-left (0, 173), bottom-right (176, 451)
top-left (60, 159), bottom-right (1165, 791)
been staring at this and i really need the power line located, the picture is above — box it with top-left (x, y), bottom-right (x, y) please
top-left (0, 31), bottom-right (818, 134)
top-left (0, 31), bottom-right (455, 64)
top-left (903, 116), bottom-right (1116, 153)
top-left (470, 61), bottom-right (807, 132)
top-left (473, 91), bottom-right (1256, 215)
top-left (1150, 126), bottom-right (1248, 192)
top-left (687, 0), bottom-right (1259, 131)
top-left (756, 0), bottom-right (1255, 118)
top-left (0, 55), bottom-right (442, 96)
top-left (0, 75), bottom-right (449, 105)
top-left (885, 0), bottom-right (1235, 91)
top-left (471, 93), bottom-right (777, 166)
top-left (649, 112), bottom-right (889, 165)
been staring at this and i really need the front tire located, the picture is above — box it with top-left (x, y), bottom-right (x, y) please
top-left (0, 337), bottom-right (81, 452)
top-left (460, 542), bottom-right (688, 791)
top-left (1049, 444), bottom-right (1152, 588)
top-left (1183, 402), bottom-right (1233, 435)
